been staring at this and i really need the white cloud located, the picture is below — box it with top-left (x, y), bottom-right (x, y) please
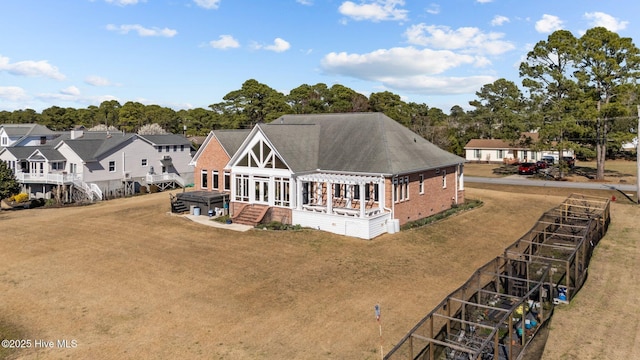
top-left (426, 3), bottom-right (440, 15)
top-left (106, 24), bottom-right (177, 37)
top-left (321, 47), bottom-right (477, 79)
top-left (339, 0), bottom-right (408, 22)
top-left (0, 86), bottom-right (29, 102)
top-left (404, 24), bottom-right (514, 56)
top-left (382, 75), bottom-right (496, 95)
top-left (321, 47), bottom-right (495, 95)
top-left (209, 35), bottom-right (240, 49)
top-left (60, 86), bottom-right (81, 96)
top-left (85, 75), bottom-right (113, 87)
top-left (264, 38), bottom-right (291, 52)
top-left (296, 0), bottom-right (313, 5)
top-left (105, 0), bottom-right (144, 5)
top-left (194, 0), bottom-right (220, 9)
top-left (491, 15), bottom-right (509, 26)
top-left (0, 55), bottom-right (65, 80)
top-left (476, 0), bottom-right (493, 3)
top-left (535, 14), bottom-right (564, 33)
top-left (584, 12), bottom-right (628, 32)
top-left (253, 38), bottom-right (290, 52)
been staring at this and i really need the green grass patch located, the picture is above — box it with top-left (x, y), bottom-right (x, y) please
top-left (401, 199), bottom-right (484, 230)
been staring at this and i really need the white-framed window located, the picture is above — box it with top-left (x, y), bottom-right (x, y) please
top-left (1, 137), bottom-right (6, 146)
top-left (180, 145), bottom-right (185, 151)
top-left (474, 149), bottom-right (481, 159)
top-left (274, 177), bottom-right (290, 207)
top-left (394, 176), bottom-right (409, 203)
top-left (365, 183), bottom-right (379, 202)
top-left (442, 170), bottom-right (447, 188)
top-left (235, 174), bottom-right (249, 201)
top-left (403, 176), bottom-right (409, 200)
top-left (419, 174), bottom-right (424, 194)
top-left (165, 146), bottom-right (170, 152)
top-left (334, 183), bottom-right (343, 198)
top-left (212, 170), bottom-right (219, 190)
top-left (224, 172), bottom-right (230, 191)
top-left (108, 161), bottom-right (115, 172)
top-left (173, 145), bottom-right (178, 152)
top-left (70, 163), bottom-right (77, 174)
top-left (157, 147), bottom-right (162, 153)
top-left (497, 149), bottom-right (504, 159)
top-left (201, 169), bottom-right (208, 189)
top-left (141, 159), bottom-right (147, 166)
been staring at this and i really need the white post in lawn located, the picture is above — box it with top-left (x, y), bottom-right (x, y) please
top-left (374, 304), bottom-right (383, 360)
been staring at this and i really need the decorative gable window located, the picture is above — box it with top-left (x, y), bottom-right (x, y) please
top-left (237, 139), bottom-right (287, 169)
top-left (108, 161), bottom-right (115, 172)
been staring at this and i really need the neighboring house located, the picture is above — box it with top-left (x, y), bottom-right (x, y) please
top-left (190, 129), bottom-right (250, 193)
top-left (191, 113), bottom-right (465, 239)
top-left (464, 138), bottom-right (543, 163)
top-left (463, 132), bottom-right (577, 163)
top-left (0, 123), bottom-right (59, 147)
top-left (1, 126), bottom-right (194, 201)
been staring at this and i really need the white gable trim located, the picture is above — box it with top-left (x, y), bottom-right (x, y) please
top-left (189, 131), bottom-right (214, 166)
top-left (229, 127), bottom-right (292, 174)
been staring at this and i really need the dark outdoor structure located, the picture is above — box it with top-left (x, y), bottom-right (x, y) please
top-left (170, 191), bottom-right (229, 216)
top-left (385, 194), bottom-right (610, 360)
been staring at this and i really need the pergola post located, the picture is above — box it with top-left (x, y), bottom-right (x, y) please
top-left (296, 177), bottom-right (303, 210)
top-left (326, 181), bottom-right (333, 214)
top-left (359, 182), bottom-right (366, 217)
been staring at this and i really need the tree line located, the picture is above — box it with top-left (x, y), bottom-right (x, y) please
top-left (1, 27), bottom-right (639, 180)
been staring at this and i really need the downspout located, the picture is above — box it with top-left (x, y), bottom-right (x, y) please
top-left (454, 164), bottom-right (459, 205)
top-left (385, 175), bottom-right (396, 221)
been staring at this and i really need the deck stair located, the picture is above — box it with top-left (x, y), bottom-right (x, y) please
top-left (169, 194), bottom-right (189, 213)
top-left (172, 199), bottom-right (189, 213)
top-left (233, 205), bottom-right (269, 226)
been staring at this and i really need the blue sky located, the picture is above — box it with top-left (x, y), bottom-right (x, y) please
top-left (0, 0), bottom-right (637, 113)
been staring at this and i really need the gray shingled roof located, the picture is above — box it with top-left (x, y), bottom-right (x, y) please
top-left (214, 129), bottom-right (251, 157)
top-left (139, 134), bottom-right (192, 146)
top-left (62, 139), bottom-right (107, 162)
top-left (260, 113), bottom-right (464, 175)
top-left (34, 148), bottom-right (65, 161)
top-left (2, 146), bottom-right (44, 160)
top-left (1, 124), bottom-right (56, 137)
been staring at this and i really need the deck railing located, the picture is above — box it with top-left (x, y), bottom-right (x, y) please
top-left (15, 172), bottom-right (81, 184)
top-left (146, 173), bottom-right (185, 187)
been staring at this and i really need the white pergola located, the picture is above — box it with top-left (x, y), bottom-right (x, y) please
top-left (295, 172), bottom-right (386, 218)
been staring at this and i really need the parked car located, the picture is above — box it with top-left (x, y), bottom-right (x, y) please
top-left (536, 160), bottom-right (549, 170)
top-left (541, 155), bottom-right (555, 165)
top-left (562, 157), bottom-right (576, 168)
top-left (518, 162), bottom-right (538, 175)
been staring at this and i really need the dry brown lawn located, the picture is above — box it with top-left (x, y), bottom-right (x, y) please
top-left (465, 159), bottom-right (638, 185)
top-left (0, 185), bottom-right (638, 359)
